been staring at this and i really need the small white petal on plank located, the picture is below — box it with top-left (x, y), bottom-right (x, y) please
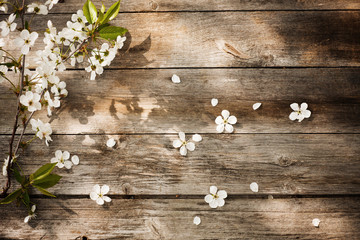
top-left (250, 182), bottom-right (259, 192)
top-left (192, 134), bottom-right (202, 142)
top-left (312, 218), bottom-right (320, 227)
top-left (193, 216), bottom-right (201, 225)
top-left (106, 138), bottom-right (116, 148)
top-left (171, 74), bottom-right (181, 83)
top-left (211, 98), bottom-right (218, 107)
top-left (253, 102), bottom-right (262, 110)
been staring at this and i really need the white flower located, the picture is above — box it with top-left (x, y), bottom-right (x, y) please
top-left (204, 186), bottom-right (227, 208)
top-left (114, 35), bottom-right (126, 50)
top-left (250, 182), bottom-right (259, 192)
top-left (0, 38), bottom-right (5, 48)
top-left (289, 103), bottom-right (311, 122)
top-left (85, 57), bottom-right (103, 80)
top-left (90, 184), bottom-right (111, 205)
top-left (172, 132), bottom-right (195, 156)
top-left (30, 119), bottom-right (53, 146)
top-left (0, 1), bottom-right (8, 13)
top-left (71, 10), bottom-right (87, 25)
top-left (27, 3), bottom-right (48, 15)
top-left (45, 0), bottom-right (58, 10)
top-left (312, 218), bottom-right (320, 227)
top-left (2, 156), bottom-right (10, 176)
top-left (50, 150), bottom-right (78, 169)
top-left (171, 74), bottom-right (181, 83)
top-left (192, 134), bottom-right (202, 142)
top-left (106, 138), bottom-right (116, 148)
top-left (193, 216), bottom-right (201, 225)
top-left (253, 102), bottom-right (262, 110)
top-left (0, 13), bottom-right (17, 37)
top-left (211, 98), bottom-right (218, 107)
top-left (215, 110), bottom-right (237, 133)
top-left (0, 65), bottom-right (8, 83)
top-left (14, 30), bottom-right (38, 55)
top-left (20, 91), bottom-right (41, 112)
top-left (24, 205), bottom-right (36, 223)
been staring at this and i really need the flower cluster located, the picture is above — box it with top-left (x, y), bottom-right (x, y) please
top-left (30, 119), bottom-right (53, 146)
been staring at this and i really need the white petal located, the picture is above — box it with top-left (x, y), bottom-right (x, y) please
top-left (57, 162), bottom-right (64, 168)
top-left (93, 184), bottom-right (101, 194)
top-left (253, 102), bottom-right (262, 110)
top-left (173, 140), bottom-right (182, 148)
top-left (297, 114), bottom-right (305, 122)
top-left (55, 150), bottom-right (62, 158)
top-left (250, 182), bottom-right (259, 192)
top-left (193, 216), bottom-right (201, 225)
top-left (50, 158), bottom-right (58, 163)
top-left (186, 142), bottom-right (195, 151)
top-left (71, 155), bottom-right (79, 165)
top-left (103, 196), bottom-right (111, 202)
top-left (101, 185), bottom-right (110, 195)
top-left (90, 192), bottom-right (98, 200)
top-left (24, 216), bottom-right (30, 223)
top-left (178, 132), bottom-right (185, 141)
top-left (289, 112), bottom-right (298, 121)
top-left (31, 205), bottom-right (36, 212)
top-left (221, 110), bottom-right (230, 119)
top-left (217, 198), bottom-right (225, 207)
top-left (204, 194), bottom-right (213, 203)
top-left (64, 160), bottom-right (72, 169)
top-left (209, 200), bottom-right (218, 208)
top-left (216, 124), bottom-right (224, 133)
top-left (211, 98), bottom-right (218, 107)
top-left (217, 190), bottom-right (227, 199)
top-left (225, 124), bottom-right (234, 133)
top-left (192, 134), bottom-right (202, 142)
top-left (300, 102), bottom-right (308, 111)
top-left (62, 151), bottom-right (70, 160)
top-left (215, 116), bottom-right (223, 125)
top-left (312, 218), bottom-right (320, 227)
top-left (171, 74), bottom-right (181, 83)
top-left (302, 109), bottom-right (311, 118)
top-left (106, 138), bottom-right (116, 148)
top-left (209, 186), bottom-right (218, 195)
top-left (290, 103), bottom-right (299, 111)
top-left (96, 197), bottom-right (104, 205)
top-left (179, 145), bottom-right (187, 156)
top-left (227, 116), bottom-right (237, 124)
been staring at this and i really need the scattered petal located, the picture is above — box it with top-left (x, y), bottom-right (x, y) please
top-left (250, 182), bottom-right (259, 192)
top-left (106, 138), bottom-right (116, 148)
top-left (211, 98), bottom-right (218, 107)
top-left (312, 218), bottom-right (320, 227)
top-left (192, 134), bottom-right (202, 142)
top-left (171, 74), bottom-right (181, 83)
top-left (193, 216), bottom-right (201, 225)
top-left (253, 102), bottom-right (262, 110)
top-left (71, 155), bottom-right (79, 165)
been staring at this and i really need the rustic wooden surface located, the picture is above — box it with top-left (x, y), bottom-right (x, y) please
top-left (1, 0), bottom-right (360, 239)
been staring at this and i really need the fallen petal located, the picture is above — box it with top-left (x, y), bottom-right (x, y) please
top-left (312, 218), bottom-right (320, 227)
top-left (211, 98), bottom-right (218, 107)
top-left (171, 74), bottom-right (181, 83)
top-left (193, 216), bottom-right (201, 225)
top-left (253, 102), bottom-right (262, 110)
top-left (250, 182), bottom-right (259, 192)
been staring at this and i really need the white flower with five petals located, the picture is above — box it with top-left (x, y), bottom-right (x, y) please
top-left (90, 184), bottom-right (111, 205)
top-left (50, 150), bottom-right (79, 169)
top-left (173, 132), bottom-right (196, 156)
top-left (289, 103), bottom-right (311, 122)
top-left (20, 91), bottom-right (41, 112)
top-left (30, 119), bottom-right (53, 146)
top-left (204, 186), bottom-right (227, 208)
top-left (0, 13), bottom-right (17, 37)
top-left (45, 0), bottom-right (58, 10)
top-left (27, 3), bottom-right (48, 15)
top-left (14, 30), bottom-right (38, 55)
top-left (215, 110), bottom-right (237, 133)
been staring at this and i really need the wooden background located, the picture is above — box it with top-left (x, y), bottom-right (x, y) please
top-left (1, 0), bottom-right (360, 239)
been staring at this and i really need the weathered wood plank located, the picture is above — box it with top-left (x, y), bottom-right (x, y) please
top-left (2, 11), bottom-right (360, 68)
top-left (0, 197), bottom-right (359, 239)
top-left (47, 0), bottom-right (360, 12)
top-left (1, 68), bottom-right (359, 134)
top-left (1, 134), bottom-right (359, 195)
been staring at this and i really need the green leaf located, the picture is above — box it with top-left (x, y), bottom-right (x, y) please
top-left (98, 11), bottom-right (104, 22)
top-left (32, 174), bottom-right (62, 189)
top-left (99, 25), bottom-right (128, 40)
top-left (22, 191), bottom-right (30, 207)
top-left (101, 3), bottom-right (106, 13)
top-left (14, 168), bottom-right (25, 185)
top-left (35, 186), bottom-right (56, 198)
top-left (102, 0), bottom-right (121, 24)
top-left (0, 188), bottom-right (22, 204)
top-left (83, 0), bottom-right (97, 24)
top-left (30, 163), bottom-right (57, 182)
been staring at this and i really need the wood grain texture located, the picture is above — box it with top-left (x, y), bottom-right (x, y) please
top-left (0, 197), bottom-right (359, 239)
top-left (1, 134), bottom-right (359, 195)
top-left (44, 0), bottom-right (360, 12)
top-left (2, 11), bottom-right (360, 68)
top-left (1, 68), bottom-right (359, 134)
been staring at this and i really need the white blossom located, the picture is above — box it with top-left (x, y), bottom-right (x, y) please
top-left (289, 103), bottom-right (311, 122)
top-left (253, 102), bottom-right (262, 110)
top-left (215, 110), bottom-right (237, 133)
top-left (30, 119), bottom-right (53, 146)
top-left (71, 10), bottom-right (87, 26)
top-left (27, 3), bottom-right (48, 15)
top-left (211, 98), bottom-right (218, 107)
top-left (193, 216), bottom-right (201, 225)
top-left (0, 65), bottom-right (8, 83)
top-left (51, 150), bottom-right (72, 169)
top-left (312, 218), bottom-right (320, 227)
top-left (90, 184), bottom-right (111, 205)
top-left (0, 1), bottom-right (8, 13)
top-left (0, 13), bottom-right (17, 37)
top-left (204, 186), bottom-right (227, 208)
top-left (20, 91), bottom-right (41, 112)
top-left (171, 74), bottom-right (181, 83)
top-left (45, 0), bottom-right (59, 10)
top-left (85, 57), bottom-right (103, 80)
top-left (114, 35), bottom-right (126, 50)
top-left (2, 156), bottom-right (10, 176)
top-left (250, 182), bottom-right (259, 192)
top-left (24, 205), bottom-right (36, 223)
top-left (106, 138), bottom-right (116, 148)
top-left (14, 30), bottom-right (38, 55)
top-left (173, 132), bottom-right (195, 156)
